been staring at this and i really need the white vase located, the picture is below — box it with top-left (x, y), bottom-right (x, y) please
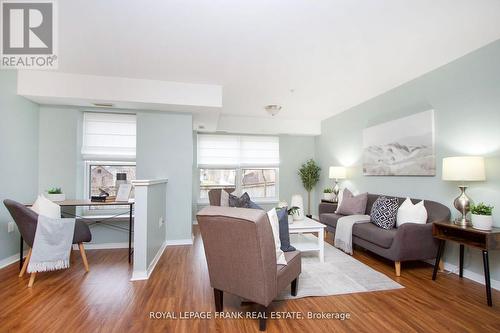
top-left (290, 194), bottom-right (305, 221)
top-left (471, 214), bottom-right (493, 231)
top-left (45, 193), bottom-right (65, 202)
top-left (323, 193), bottom-right (334, 201)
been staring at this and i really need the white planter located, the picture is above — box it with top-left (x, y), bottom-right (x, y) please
top-left (290, 194), bottom-right (305, 221)
top-left (45, 193), bottom-right (65, 202)
top-left (471, 214), bottom-right (493, 231)
top-left (323, 193), bottom-right (335, 201)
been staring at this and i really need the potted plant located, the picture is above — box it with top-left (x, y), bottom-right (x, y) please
top-left (46, 187), bottom-right (65, 202)
top-left (298, 159), bottom-right (321, 218)
top-left (323, 188), bottom-right (334, 201)
top-left (470, 203), bottom-right (494, 231)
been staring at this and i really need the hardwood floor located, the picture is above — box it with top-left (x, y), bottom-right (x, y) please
top-left (0, 228), bottom-right (499, 332)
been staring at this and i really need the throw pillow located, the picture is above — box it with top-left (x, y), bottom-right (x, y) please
top-left (220, 189), bottom-right (230, 207)
top-left (277, 207), bottom-right (296, 252)
top-left (336, 189), bottom-right (368, 215)
top-left (267, 208), bottom-right (287, 265)
top-left (370, 196), bottom-right (399, 230)
top-left (229, 192), bottom-right (252, 208)
top-left (396, 197), bottom-right (428, 227)
top-left (334, 188), bottom-right (345, 213)
top-left (248, 200), bottom-right (263, 210)
top-left (31, 195), bottom-right (61, 219)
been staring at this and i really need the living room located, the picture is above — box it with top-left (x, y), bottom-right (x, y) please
top-left (1, 1), bottom-right (500, 332)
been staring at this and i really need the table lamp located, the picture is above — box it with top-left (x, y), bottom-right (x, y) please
top-left (329, 166), bottom-right (346, 201)
top-left (442, 156), bottom-right (485, 226)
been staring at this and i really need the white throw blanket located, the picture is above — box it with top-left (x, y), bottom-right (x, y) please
top-left (28, 215), bottom-right (76, 273)
top-left (334, 214), bottom-right (371, 255)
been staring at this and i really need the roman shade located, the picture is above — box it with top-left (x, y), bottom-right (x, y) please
top-left (81, 112), bottom-right (136, 160)
top-left (197, 134), bottom-right (279, 168)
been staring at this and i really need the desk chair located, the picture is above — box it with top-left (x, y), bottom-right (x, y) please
top-left (3, 199), bottom-right (92, 287)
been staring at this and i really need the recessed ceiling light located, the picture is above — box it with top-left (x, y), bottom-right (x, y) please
top-left (92, 103), bottom-right (114, 108)
top-left (264, 105), bottom-right (282, 116)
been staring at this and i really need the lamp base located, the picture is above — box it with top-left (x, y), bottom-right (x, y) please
top-left (453, 185), bottom-right (472, 227)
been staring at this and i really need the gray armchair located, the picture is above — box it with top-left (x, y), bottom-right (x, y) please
top-left (3, 199), bottom-right (92, 287)
top-left (197, 206), bottom-right (301, 331)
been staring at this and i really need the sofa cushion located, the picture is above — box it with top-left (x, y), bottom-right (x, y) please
top-left (353, 222), bottom-right (397, 249)
top-left (370, 196), bottom-right (399, 230)
top-left (320, 213), bottom-right (344, 229)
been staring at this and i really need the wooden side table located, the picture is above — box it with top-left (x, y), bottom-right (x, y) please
top-left (432, 221), bottom-right (500, 306)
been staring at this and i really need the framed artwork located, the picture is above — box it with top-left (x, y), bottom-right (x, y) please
top-left (363, 110), bottom-right (435, 176)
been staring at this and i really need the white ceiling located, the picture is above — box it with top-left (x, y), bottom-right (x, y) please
top-left (57, 0), bottom-right (500, 121)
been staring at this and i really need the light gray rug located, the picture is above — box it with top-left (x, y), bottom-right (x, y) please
top-left (277, 234), bottom-right (403, 300)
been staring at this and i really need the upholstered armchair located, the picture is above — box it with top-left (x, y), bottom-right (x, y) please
top-left (197, 206), bottom-right (301, 331)
top-left (3, 199), bottom-right (92, 287)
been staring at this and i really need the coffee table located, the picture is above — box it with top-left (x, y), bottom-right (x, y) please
top-left (288, 217), bottom-right (326, 262)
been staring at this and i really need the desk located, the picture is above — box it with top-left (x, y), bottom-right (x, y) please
top-left (21, 200), bottom-right (134, 270)
top-left (432, 221), bottom-right (500, 306)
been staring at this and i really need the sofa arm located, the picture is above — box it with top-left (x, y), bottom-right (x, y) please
top-left (391, 223), bottom-right (439, 261)
top-left (319, 202), bottom-right (337, 215)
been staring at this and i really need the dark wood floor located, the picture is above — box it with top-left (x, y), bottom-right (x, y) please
top-left (1, 228), bottom-right (499, 333)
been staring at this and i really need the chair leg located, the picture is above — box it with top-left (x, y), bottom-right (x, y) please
top-left (258, 305), bottom-right (268, 331)
top-left (28, 272), bottom-right (36, 288)
top-left (291, 278), bottom-right (298, 296)
top-left (214, 288), bottom-right (223, 312)
top-left (395, 261), bottom-right (401, 277)
top-left (78, 243), bottom-right (90, 272)
top-left (19, 248), bottom-right (32, 278)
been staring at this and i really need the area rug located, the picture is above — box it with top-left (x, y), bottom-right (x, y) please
top-left (276, 234), bottom-right (403, 299)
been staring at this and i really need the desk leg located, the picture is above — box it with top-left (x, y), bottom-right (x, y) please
top-left (19, 236), bottom-right (23, 271)
top-left (128, 204), bottom-right (133, 264)
top-left (482, 250), bottom-right (492, 307)
top-left (432, 240), bottom-right (445, 280)
top-left (459, 244), bottom-right (464, 278)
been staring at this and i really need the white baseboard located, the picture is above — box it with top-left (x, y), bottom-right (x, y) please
top-left (74, 242), bottom-right (130, 250)
top-left (0, 251), bottom-right (28, 269)
top-left (425, 259), bottom-right (500, 291)
top-left (165, 237), bottom-right (193, 246)
top-left (130, 240), bottom-right (168, 281)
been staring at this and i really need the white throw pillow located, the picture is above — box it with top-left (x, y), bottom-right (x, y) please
top-left (31, 195), bottom-right (61, 219)
top-left (220, 190), bottom-right (229, 207)
top-left (396, 197), bottom-right (428, 227)
top-left (335, 188), bottom-right (344, 213)
top-left (267, 208), bottom-right (287, 265)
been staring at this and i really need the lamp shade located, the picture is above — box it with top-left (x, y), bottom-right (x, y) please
top-left (329, 166), bottom-right (346, 179)
top-left (442, 156), bottom-right (485, 181)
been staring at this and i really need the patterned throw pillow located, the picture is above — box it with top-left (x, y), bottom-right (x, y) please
top-left (370, 196), bottom-right (399, 230)
top-left (229, 192), bottom-right (252, 208)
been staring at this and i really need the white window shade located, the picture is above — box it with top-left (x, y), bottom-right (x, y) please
top-left (82, 112), bottom-right (136, 160)
top-left (197, 134), bottom-right (279, 168)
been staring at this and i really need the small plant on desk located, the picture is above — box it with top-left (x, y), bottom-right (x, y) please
top-left (46, 187), bottom-right (65, 202)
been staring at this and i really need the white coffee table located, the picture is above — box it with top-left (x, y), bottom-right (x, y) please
top-left (288, 217), bottom-right (326, 262)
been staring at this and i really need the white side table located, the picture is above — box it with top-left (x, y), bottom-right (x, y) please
top-left (288, 217), bottom-right (326, 262)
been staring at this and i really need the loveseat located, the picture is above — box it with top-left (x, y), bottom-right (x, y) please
top-left (319, 194), bottom-right (450, 276)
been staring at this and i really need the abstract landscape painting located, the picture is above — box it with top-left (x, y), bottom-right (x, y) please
top-left (363, 110), bottom-right (435, 176)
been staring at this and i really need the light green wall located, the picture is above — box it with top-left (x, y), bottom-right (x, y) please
top-left (0, 71), bottom-right (39, 263)
top-left (316, 40), bottom-right (500, 281)
top-left (136, 112), bottom-right (193, 241)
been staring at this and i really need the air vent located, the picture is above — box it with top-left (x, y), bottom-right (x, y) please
top-left (92, 103), bottom-right (114, 108)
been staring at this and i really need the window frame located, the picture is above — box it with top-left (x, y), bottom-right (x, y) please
top-left (198, 167), bottom-right (279, 205)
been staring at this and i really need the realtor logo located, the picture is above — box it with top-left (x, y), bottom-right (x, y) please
top-left (1, 0), bottom-right (58, 69)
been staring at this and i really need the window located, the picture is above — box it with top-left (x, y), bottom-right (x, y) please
top-left (197, 134), bottom-right (279, 202)
top-left (88, 163), bottom-right (136, 198)
top-left (199, 169), bottom-right (236, 199)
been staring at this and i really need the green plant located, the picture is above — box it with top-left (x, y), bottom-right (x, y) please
top-left (298, 159), bottom-right (321, 215)
top-left (47, 187), bottom-right (62, 194)
top-left (323, 188), bottom-right (333, 193)
top-left (276, 206), bottom-right (300, 216)
top-left (470, 203), bottom-right (494, 216)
